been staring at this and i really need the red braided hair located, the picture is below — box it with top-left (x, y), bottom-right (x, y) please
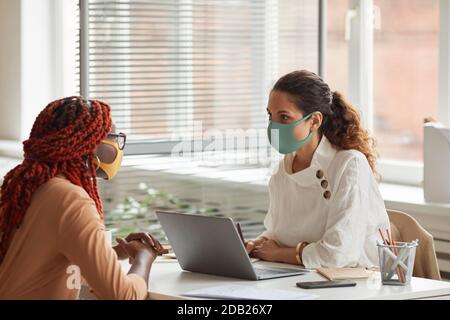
top-left (0, 96), bottom-right (112, 264)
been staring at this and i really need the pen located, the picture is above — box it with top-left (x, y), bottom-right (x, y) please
top-left (236, 222), bottom-right (245, 245)
top-left (387, 230), bottom-right (405, 283)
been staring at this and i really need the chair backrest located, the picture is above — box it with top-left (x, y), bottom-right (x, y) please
top-left (387, 209), bottom-right (441, 280)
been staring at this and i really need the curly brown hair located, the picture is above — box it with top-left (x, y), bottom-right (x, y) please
top-left (272, 70), bottom-right (379, 179)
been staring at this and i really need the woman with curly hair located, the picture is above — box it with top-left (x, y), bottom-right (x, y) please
top-left (0, 97), bottom-right (163, 299)
top-left (246, 70), bottom-right (390, 269)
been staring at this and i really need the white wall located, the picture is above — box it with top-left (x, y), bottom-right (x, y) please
top-left (21, 0), bottom-right (55, 139)
top-left (0, 0), bottom-right (22, 140)
top-left (0, 0), bottom-right (77, 141)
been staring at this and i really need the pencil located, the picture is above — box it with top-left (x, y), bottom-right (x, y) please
top-left (236, 222), bottom-right (245, 245)
top-left (378, 228), bottom-right (387, 245)
top-left (386, 229), bottom-right (405, 283)
top-left (391, 238), bottom-right (405, 283)
top-left (379, 228), bottom-right (392, 279)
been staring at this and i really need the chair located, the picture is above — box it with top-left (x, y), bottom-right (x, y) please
top-left (387, 209), bottom-right (441, 280)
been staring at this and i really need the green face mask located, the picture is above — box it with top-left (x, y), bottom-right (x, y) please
top-left (267, 112), bottom-right (314, 154)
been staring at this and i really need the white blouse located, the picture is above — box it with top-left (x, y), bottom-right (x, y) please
top-left (260, 135), bottom-right (390, 269)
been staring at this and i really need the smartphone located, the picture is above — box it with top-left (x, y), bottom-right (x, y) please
top-left (296, 280), bottom-right (357, 289)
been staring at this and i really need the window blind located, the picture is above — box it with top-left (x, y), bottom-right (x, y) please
top-left (81, 0), bottom-right (319, 148)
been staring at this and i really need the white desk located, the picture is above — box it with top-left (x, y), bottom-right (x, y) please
top-left (121, 258), bottom-right (450, 300)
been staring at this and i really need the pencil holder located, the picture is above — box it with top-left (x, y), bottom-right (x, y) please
top-left (377, 241), bottom-right (418, 286)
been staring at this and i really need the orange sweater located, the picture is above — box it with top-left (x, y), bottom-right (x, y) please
top-left (0, 176), bottom-right (147, 300)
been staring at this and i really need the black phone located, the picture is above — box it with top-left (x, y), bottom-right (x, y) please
top-left (296, 280), bottom-right (357, 289)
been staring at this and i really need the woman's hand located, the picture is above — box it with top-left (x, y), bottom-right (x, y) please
top-left (113, 243), bottom-right (128, 260)
top-left (250, 239), bottom-right (282, 262)
top-left (245, 237), bottom-right (268, 254)
top-left (115, 232), bottom-right (164, 263)
top-left (115, 232), bottom-right (163, 286)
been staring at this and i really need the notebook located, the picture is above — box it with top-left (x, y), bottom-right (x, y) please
top-left (183, 285), bottom-right (317, 300)
top-left (316, 268), bottom-right (372, 281)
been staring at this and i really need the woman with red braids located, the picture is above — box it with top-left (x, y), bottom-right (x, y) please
top-left (0, 97), bottom-right (162, 299)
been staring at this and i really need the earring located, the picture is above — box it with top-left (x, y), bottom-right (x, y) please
top-left (86, 155), bottom-right (100, 170)
top-left (92, 154), bottom-right (101, 170)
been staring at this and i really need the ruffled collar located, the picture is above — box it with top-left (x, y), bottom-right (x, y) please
top-left (282, 135), bottom-right (337, 188)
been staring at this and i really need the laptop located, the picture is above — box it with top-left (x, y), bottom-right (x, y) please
top-left (155, 210), bottom-right (307, 280)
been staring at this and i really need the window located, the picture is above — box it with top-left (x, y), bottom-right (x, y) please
top-left (82, 0), bottom-right (319, 149)
top-left (373, 0), bottom-right (439, 162)
top-left (326, 0), bottom-right (443, 185)
top-left (325, 0), bottom-right (349, 94)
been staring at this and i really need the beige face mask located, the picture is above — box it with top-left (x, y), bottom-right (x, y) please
top-left (93, 139), bottom-right (123, 180)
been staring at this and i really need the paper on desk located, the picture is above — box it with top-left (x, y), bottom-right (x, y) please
top-left (183, 285), bottom-right (316, 300)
